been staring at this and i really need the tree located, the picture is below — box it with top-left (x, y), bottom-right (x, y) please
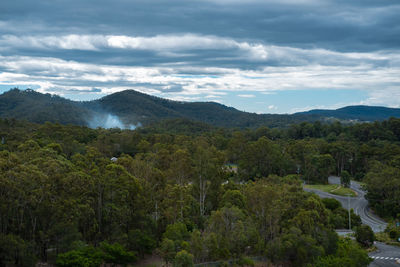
top-left (190, 230), bottom-right (205, 263)
top-left (355, 225), bottom-right (375, 247)
top-left (56, 245), bottom-right (103, 267)
top-left (173, 250), bottom-right (194, 267)
top-left (239, 137), bottom-right (283, 179)
top-left (340, 170), bottom-right (351, 188)
top-left (313, 238), bottom-right (372, 267)
top-left (0, 234), bottom-right (36, 267)
top-left (160, 238), bottom-right (176, 265)
top-left (193, 140), bottom-right (224, 217)
top-left (206, 206), bottom-right (257, 258)
top-left (127, 229), bottom-right (156, 258)
top-left (100, 242), bottom-right (137, 266)
top-left (365, 163), bottom-right (400, 217)
top-left (322, 198), bottom-right (341, 211)
top-left (304, 154), bottom-right (335, 184)
top-left (220, 190), bottom-right (246, 210)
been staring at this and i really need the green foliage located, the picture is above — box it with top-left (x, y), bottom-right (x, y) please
top-left (220, 190), bottom-right (246, 209)
top-left (0, 234), bottom-right (36, 267)
top-left (1, 115), bottom-right (400, 266)
top-left (322, 198), bottom-right (341, 210)
top-left (56, 243), bottom-right (136, 267)
top-left (237, 256), bottom-right (255, 266)
top-left (163, 223), bottom-right (190, 244)
top-left (173, 250), bottom-right (194, 267)
top-left (56, 246), bottom-right (103, 267)
top-left (355, 225), bottom-right (375, 247)
top-left (304, 154), bottom-right (335, 184)
top-left (313, 238), bottom-right (372, 267)
top-left (127, 229), bottom-right (156, 257)
top-left (365, 162), bottom-right (400, 217)
top-left (322, 198), bottom-right (362, 229)
top-left (99, 242), bottom-right (137, 265)
top-left (160, 238), bottom-right (176, 264)
top-left (341, 170), bottom-right (351, 188)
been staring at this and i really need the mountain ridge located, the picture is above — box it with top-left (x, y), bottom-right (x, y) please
top-left (1, 88), bottom-right (399, 128)
top-left (296, 105), bottom-right (400, 121)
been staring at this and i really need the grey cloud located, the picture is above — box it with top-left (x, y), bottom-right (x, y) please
top-left (1, 0), bottom-right (399, 52)
top-left (0, 0), bottom-right (400, 110)
top-left (2, 34), bottom-right (398, 72)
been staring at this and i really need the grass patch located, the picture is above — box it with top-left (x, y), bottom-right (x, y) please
top-left (304, 184), bottom-right (357, 197)
top-left (375, 232), bottom-right (391, 243)
top-left (375, 232), bottom-right (400, 247)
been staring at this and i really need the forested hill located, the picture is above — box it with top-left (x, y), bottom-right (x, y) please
top-left (296, 105), bottom-right (400, 121)
top-left (1, 88), bottom-right (399, 128)
top-left (0, 89), bottom-right (91, 125)
top-left (88, 89), bottom-right (313, 128)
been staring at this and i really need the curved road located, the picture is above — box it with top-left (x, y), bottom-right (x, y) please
top-left (304, 177), bottom-right (400, 266)
top-left (369, 242), bottom-right (400, 267)
top-left (304, 176), bottom-right (387, 232)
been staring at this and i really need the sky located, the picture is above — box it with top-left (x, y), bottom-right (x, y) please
top-left (0, 0), bottom-right (399, 114)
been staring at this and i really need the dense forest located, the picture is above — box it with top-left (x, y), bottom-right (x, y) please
top-left (1, 117), bottom-right (400, 266)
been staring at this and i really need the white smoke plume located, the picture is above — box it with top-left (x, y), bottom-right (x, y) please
top-left (88, 113), bottom-right (141, 130)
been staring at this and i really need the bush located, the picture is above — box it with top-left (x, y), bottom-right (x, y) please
top-left (322, 198), bottom-right (341, 210)
top-left (313, 238), bottom-right (372, 267)
top-left (128, 229), bottom-right (156, 257)
top-left (160, 238), bottom-right (176, 264)
top-left (237, 256), bottom-right (255, 266)
top-left (0, 234), bottom-right (36, 267)
top-left (56, 246), bottom-right (103, 267)
top-left (355, 225), bottom-right (375, 247)
top-left (56, 242), bottom-right (136, 267)
top-left (100, 242), bottom-right (137, 266)
top-left (173, 250), bottom-right (194, 267)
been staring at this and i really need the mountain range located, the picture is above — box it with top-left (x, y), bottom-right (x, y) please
top-left (1, 88), bottom-right (399, 128)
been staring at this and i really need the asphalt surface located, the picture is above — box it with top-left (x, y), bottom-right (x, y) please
top-left (304, 176), bottom-right (387, 232)
top-left (369, 242), bottom-right (400, 267)
top-left (304, 177), bottom-right (400, 266)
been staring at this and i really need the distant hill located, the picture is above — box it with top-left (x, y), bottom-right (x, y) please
top-left (0, 89), bottom-right (91, 125)
top-left (88, 89), bottom-right (309, 128)
top-left (0, 88), bottom-right (399, 128)
top-left (295, 105), bottom-right (400, 122)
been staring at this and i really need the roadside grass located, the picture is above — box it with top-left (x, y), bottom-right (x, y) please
top-left (357, 181), bottom-right (367, 187)
top-left (375, 232), bottom-right (400, 247)
top-left (304, 184), bottom-right (357, 197)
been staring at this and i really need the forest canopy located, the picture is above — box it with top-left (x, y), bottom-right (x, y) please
top-left (1, 117), bottom-right (399, 266)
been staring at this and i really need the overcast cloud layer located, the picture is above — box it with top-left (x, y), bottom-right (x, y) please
top-left (0, 0), bottom-right (399, 113)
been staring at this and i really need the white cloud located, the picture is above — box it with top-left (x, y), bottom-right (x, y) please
top-left (0, 43), bottom-right (399, 111)
top-left (4, 33), bottom-right (399, 66)
top-left (238, 94), bottom-right (255, 98)
top-left (0, 34), bottom-right (269, 60)
top-left (268, 105), bottom-right (277, 110)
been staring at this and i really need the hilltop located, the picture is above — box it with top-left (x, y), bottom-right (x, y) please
top-left (1, 88), bottom-right (399, 128)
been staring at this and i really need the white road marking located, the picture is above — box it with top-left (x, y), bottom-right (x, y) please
top-left (370, 256), bottom-right (400, 261)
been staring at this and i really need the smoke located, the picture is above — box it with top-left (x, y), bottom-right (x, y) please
top-left (87, 113), bottom-right (141, 130)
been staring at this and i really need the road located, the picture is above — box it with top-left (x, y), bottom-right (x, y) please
top-left (304, 177), bottom-right (400, 266)
top-left (304, 176), bottom-right (387, 232)
top-left (369, 242), bottom-right (400, 267)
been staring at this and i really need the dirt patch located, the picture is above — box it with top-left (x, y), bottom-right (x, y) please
top-left (133, 254), bottom-right (164, 267)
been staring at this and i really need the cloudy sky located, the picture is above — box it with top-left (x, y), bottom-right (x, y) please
top-left (0, 0), bottom-right (399, 114)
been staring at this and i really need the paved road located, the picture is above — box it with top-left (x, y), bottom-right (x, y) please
top-left (369, 242), bottom-right (400, 267)
top-left (304, 177), bottom-right (400, 266)
top-left (304, 176), bottom-right (387, 232)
